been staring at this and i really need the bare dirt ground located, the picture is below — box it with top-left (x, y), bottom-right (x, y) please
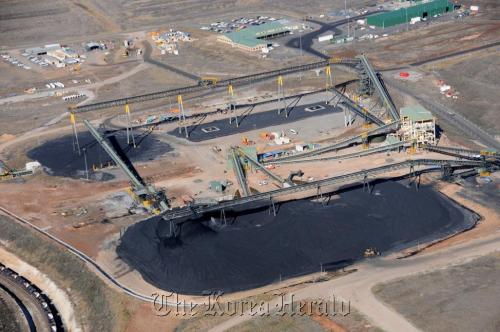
top-left (373, 252), bottom-right (500, 332)
top-left (1, 1), bottom-right (500, 331)
top-left (91, 0), bottom-right (372, 31)
top-left (0, 0), bottom-right (105, 47)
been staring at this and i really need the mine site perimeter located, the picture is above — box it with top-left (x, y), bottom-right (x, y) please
top-left (0, 0), bottom-right (499, 331)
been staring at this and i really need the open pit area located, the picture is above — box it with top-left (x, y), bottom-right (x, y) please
top-left (1, 0), bottom-right (499, 331)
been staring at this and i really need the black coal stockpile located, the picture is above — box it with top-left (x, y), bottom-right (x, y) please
top-left (117, 181), bottom-right (478, 295)
top-left (27, 130), bottom-right (173, 179)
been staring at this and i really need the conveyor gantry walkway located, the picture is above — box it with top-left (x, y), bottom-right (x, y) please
top-left (161, 158), bottom-right (494, 223)
top-left (423, 145), bottom-right (500, 161)
top-left (229, 148), bottom-right (251, 197)
top-left (330, 87), bottom-right (386, 126)
top-left (84, 120), bottom-right (169, 212)
top-left (72, 58), bottom-right (360, 113)
top-left (235, 148), bottom-right (291, 187)
top-left (269, 121), bottom-right (400, 162)
top-left (357, 55), bottom-right (399, 121)
top-left (268, 140), bottom-right (411, 165)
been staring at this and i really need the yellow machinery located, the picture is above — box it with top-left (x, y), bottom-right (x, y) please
top-left (361, 132), bottom-right (369, 150)
top-left (199, 77), bottom-right (219, 86)
top-left (84, 120), bottom-right (169, 214)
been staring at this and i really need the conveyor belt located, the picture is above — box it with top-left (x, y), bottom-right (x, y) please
top-left (161, 158), bottom-right (492, 222)
top-left (268, 140), bottom-right (411, 165)
top-left (72, 58), bottom-right (360, 113)
top-left (230, 148), bottom-right (250, 197)
top-left (331, 87), bottom-right (386, 126)
top-left (358, 55), bottom-right (399, 121)
top-left (423, 145), bottom-right (500, 161)
top-left (270, 121), bottom-right (400, 162)
top-left (235, 148), bottom-right (287, 186)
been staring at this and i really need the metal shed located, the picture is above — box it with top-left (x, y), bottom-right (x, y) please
top-left (366, 0), bottom-right (454, 27)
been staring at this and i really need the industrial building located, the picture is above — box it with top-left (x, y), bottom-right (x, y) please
top-left (366, 0), bottom-right (454, 27)
top-left (217, 21), bottom-right (293, 52)
top-left (25, 44), bottom-right (61, 56)
top-left (400, 105), bottom-right (436, 146)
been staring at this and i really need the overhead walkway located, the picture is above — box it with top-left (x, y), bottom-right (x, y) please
top-left (235, 148), bottom-right (291, 187)
top-left (357, 55), bottom-right (399, 121)
top-left (161, 157), bottom-right (494, 223)
top-left (268, 140), bottom-right (411, 165)
top-left (72, 58), bottom-right (360, 113)
top-left (269, 121), bottom-right (400, 162)
top-left (423, 145), bottom-right (500, 161)
top-left (331, 87), bottom-right (386, 126)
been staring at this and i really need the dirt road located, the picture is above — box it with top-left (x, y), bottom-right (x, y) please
top-left (208, 233), bottom-right (500, 332)
top-left (0, 62), bottom-right (149, 106)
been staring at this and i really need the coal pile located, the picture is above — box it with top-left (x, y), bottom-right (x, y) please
top-left (27, 130), bottom-right (173, 179)
top-left (117, 181), bottom-right (478, 295)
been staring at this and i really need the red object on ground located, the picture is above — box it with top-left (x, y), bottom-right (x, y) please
top-left (399, 72), bottom-right (410, 78)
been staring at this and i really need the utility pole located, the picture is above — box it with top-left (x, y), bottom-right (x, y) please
top-left (406, 8), bottom-right (409, 32)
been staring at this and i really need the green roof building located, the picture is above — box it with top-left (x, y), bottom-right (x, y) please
top-left (217, 21), bottom-right (292, 51)
top-left (366, 0), bottom-right (454, 28)
top-left (401, 105), bottom-right (433, 122)
top-left (400, 105), bottom-right (436, 146)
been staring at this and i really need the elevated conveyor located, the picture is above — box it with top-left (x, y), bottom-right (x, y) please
top-left (423, 145), bottom-right (500, 161)
top-left (331, 87), bottom-right (386, 126)
top-left (230, 148), bottom-right (250, 197)
top-left (269, 140), bottom-right (411, 165)
top-left (357, 55), bottom-right (399, 121)
top-left (72, 58), bottom-right (360, 113)
top-left (270, 121), bottom-right (400, 162)
top-left (235, 148), bottom-right (290, 187)
top-left (84, 120), bottom-right (169, 212)
top-left (160, 158), bottom-right (493, 222)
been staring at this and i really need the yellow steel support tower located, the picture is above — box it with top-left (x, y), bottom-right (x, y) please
top-left (325, 64), bottom-right (335, 105)
top-left (276, 75), bottom-right (288, 117)
top-left (228, 84), bottom-right (239, 127)
top-left (124, 104), bottom-right (136, 147)
top-left (177, 94), bottom-right (189, 138)
top-left (361, 131), bottom-right (369, 149)
top-left (70, 112), bottom-right (81, 155)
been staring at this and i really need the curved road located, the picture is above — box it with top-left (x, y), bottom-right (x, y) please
top-left (208, 233), bottom-right (500, 332)
top-left (286, 11), bottom-right (385, 59)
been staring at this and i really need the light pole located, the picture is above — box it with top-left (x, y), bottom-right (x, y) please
top-left (405, 8), bottom-right (409, 32)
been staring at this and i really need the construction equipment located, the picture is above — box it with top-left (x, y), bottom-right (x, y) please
top-left (83, 120), bottom-right (169, 214)
top-left (241, 137), bottom-right (254, 145)
top-left (199, 77), bottom-right (219, 86)
top-left (364, 247), bottom-right (380, 258)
